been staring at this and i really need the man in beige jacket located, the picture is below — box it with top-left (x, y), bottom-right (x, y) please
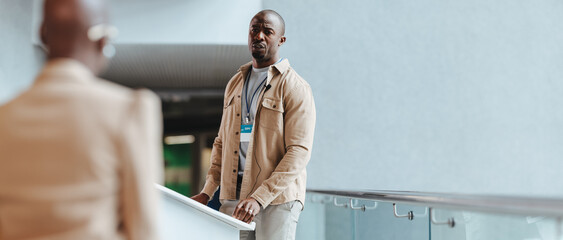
top-left (0, 0), bottom-right (162, 239)
top-left (192, 10), bottom-right (316, 240)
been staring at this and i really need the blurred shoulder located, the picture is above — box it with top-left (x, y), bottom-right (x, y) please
top-left (77, 79), bottom-right (161, 129)
top-left (89, 78), bottom-right (160, 107)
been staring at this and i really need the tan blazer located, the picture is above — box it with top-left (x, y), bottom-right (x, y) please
top-left (0, 59), bottom-right (163, 240)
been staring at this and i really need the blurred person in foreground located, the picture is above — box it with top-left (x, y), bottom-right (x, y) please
top-left (192, 10), bottom-right (316, 240)
top-left (0, 0), bottom-right (163, 239)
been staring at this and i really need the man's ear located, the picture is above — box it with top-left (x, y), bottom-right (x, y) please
top-left (278, 36), bottom-right (286, 46)
top-left (97, 37), bottom-right (107, 53)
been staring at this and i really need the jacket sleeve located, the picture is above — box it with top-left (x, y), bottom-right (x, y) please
top-left (200, 71), bottom-right (242, 199)
top-left (119, 89), bottom-right (163, 240)
top-left (200, 94), bottom-right (231, 198)
top-left (251, 81), bottom-right (316, 208)
top-left (200, 133), bottom-right (223, 198)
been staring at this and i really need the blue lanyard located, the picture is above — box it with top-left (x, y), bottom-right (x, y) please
top-left (243, 59), bottom-right (283, 123)
top-left (244, 69), bottom-right (267, 123)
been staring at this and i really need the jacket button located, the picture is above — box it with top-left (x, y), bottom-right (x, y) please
top-left (234, 150), bottom-right (238, 154)
top-left (233, 169), bottom-right (236, 173)
top-left (237, 113), bottom-right (240, 116)
top-left (273, 105), bottom-right (277, 108)
top-left (238, 95), bottom-right (240, 98)
top-left (236, 132), bottom-right (239, 135)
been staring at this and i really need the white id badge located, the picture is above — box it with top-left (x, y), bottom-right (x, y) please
top-left (240, 124), bottom-right (253, 142)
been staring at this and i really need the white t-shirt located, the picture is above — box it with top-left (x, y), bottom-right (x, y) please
top-left (239, 66), bottom-right (268, 175)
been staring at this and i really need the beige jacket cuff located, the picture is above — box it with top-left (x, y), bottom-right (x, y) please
top-left (201, 181), bottom-right (219, 199)
top-left (251, 186), bottom-right (276, 209)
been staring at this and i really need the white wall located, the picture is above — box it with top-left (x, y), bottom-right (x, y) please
top-left (0, 0), bottom-right (44, 105)
top-left (110, 0), bottom-right (261, 44)
top-left (264, 0), bottom-right (563, 197)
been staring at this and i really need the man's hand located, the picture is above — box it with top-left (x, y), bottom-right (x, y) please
top-left (191, 193), bottom-right (210, 205)
top-left (233, 198), bottom-right (261, 223)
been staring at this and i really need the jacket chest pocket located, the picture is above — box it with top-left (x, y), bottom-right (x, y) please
top-left (259, 98), bottom-right (284, 131)
top-left (221, 95), bottom-right (237, 130)
top-left (224, 95), bottom-right (235, 109)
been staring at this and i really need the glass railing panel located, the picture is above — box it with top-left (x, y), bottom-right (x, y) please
top-left (355, 201), bottom-right (429, 240)
top-left (325, 196), bottom-right (356, 240)
top-left (297, 193), bottom-right (430, 240)
top-left (430, 208), bottom-right (563, 240)
top-left (296, 193), bottom-right (356, 240)
top-left (296, 193), bottom-right (327, 240)
top-left (299, 190), bottom-right (563, 240)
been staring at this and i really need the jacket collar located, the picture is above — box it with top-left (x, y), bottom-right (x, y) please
top-left (36, 58), bottom-right (95, 84)
top-left (239, 58), bottom-right (290, 75)
top-left (238, 58), bottom-right (290, 86)
top-left (273, 58), bottom-right (290, 73)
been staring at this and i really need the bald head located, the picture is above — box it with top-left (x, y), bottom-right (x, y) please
top-left (41, 0), bottom-right (110, 74)
top-left (253, 10), bottom-right (285, 35)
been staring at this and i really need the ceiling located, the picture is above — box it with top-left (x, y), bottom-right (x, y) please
top-left (101, 44), bottom-right (250, 89)
top-left (101, 44), bottom-right (251, 134)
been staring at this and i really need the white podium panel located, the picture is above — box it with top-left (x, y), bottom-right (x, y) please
top-left (157, 185), bottom-right (255, 240)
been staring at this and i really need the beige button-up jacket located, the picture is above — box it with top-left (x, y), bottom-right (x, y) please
top-left (201, 59), bottom-right (316, 208)
top-left (0, 59), bottom-right (163, 240)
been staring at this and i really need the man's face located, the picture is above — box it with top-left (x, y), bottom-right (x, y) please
top-left (248, 13), bottom-right (284, 62)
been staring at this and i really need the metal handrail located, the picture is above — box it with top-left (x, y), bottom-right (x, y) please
top-left (333, 197), bottom-right (348, 208)
top-left (307, 189), bottom-right (563, 217)
top-left (429, 207), bottom-right (455, 228)
top-left (349, 199), bottom-right (378, 211)
top-left (393, 203), bottom-right (414, 220)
